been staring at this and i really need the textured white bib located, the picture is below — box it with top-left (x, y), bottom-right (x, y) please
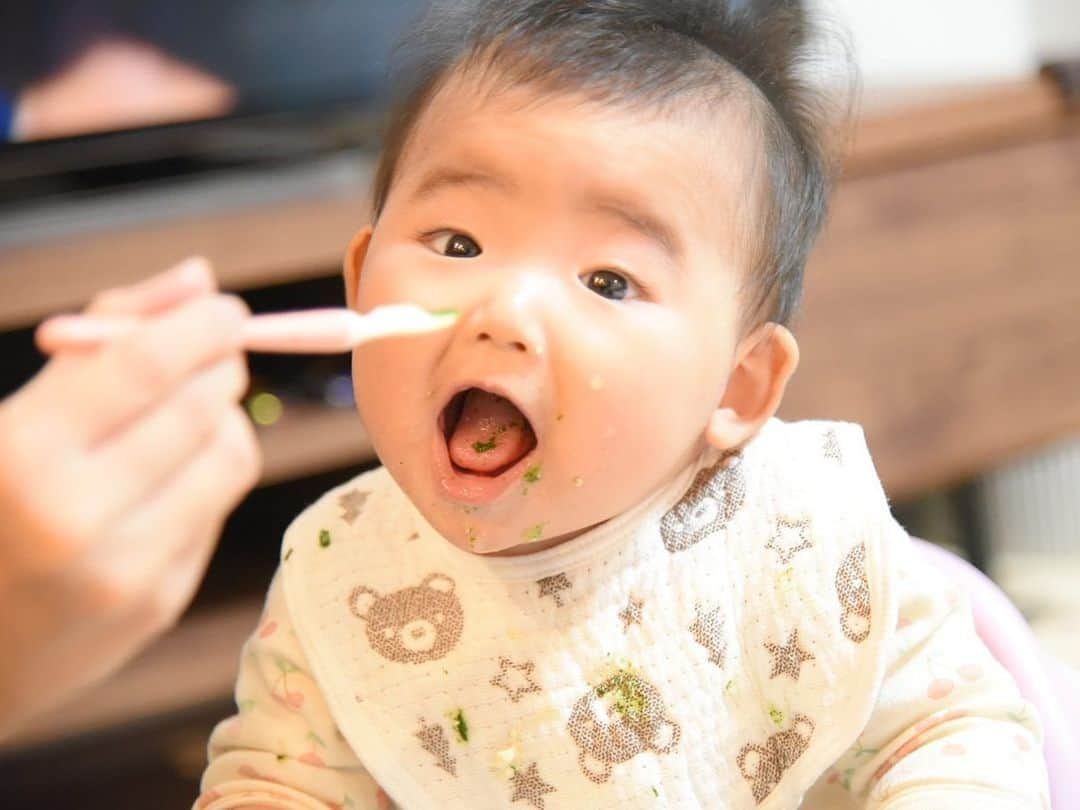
top-left (281, 419), bottom-right (898, 809)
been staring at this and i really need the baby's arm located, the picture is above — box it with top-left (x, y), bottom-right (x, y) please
top-left (832, 532), bottom-right (1050, 810)
top-left (195, 571), bottom-right (388, 810)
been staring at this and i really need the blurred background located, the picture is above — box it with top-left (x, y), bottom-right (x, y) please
top-left (0, 1), bottom-right (1077, 807)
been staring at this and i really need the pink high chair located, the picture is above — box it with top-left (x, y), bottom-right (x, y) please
top-left (913, 539), bottom-right (1080, 809)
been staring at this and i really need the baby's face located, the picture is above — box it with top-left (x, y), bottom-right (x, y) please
top-left (347, 75), bottom-right (756, 554)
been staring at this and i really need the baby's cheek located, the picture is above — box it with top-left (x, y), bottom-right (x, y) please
top-left (575, 384), bottom-right (694, 487)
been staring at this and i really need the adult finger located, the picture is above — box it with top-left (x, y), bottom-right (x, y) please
top-left (84, 256), bottom-right (216, 318)
top-left (92, 354), bottom-right (249, 520)
top-left (33, 293), bottom-right (249, 447)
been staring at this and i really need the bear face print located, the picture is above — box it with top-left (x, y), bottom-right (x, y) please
top-left (567, 670), bottom-right (681, 783)
top-left (349, 573), bottom-right (463, 664)
top-left (660, 454), bottom-right (746, 553)
top-left (737, 714), bottom-right (815, 805)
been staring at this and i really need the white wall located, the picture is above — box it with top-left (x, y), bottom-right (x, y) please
top-left (1032, 0), bottom-right (1080, 61)
top-left (816, 0), bottom-right (1039, 92)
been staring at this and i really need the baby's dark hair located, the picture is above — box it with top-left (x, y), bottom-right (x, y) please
top-left (372, 0), bottom-right (854, 328)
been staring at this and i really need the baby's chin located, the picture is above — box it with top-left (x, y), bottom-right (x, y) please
top-left (419, 497), bottom-right (609, 557)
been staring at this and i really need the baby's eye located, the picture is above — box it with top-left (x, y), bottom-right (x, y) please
top-left (431, 232), bottom-right (482, 258)
top-left (581, 269), bottom-right (631, 301)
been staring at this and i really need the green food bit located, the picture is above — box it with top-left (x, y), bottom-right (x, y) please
top-left (768, 705), bottom-right (785, 726)
top-left (277, 754), bottom-right (288, 762)
top-left (652, 786), bottom-right (660, 797)
top-left (429, 307), bottom-right (460, 318)
top-left (318, 529), bottom-right (332, 548)
top-left (284, 547), bottom-right (294, 561)
top-left (451, 709), bottom-right (469, 743)
top-left (473, 438), bottom-right (498, 453)
top-left (595, 670), bottom-right (648, 724)
top-left (523, 464), bottom-right (543, 484)
top-left (522, 523), bottom-right (545, 542)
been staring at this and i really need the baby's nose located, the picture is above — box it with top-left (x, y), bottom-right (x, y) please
top-left (469, 275), bottom-right (550, 356)
top-left (476, 329), bottom-right (529, 353)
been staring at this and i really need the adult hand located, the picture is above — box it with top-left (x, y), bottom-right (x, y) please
top-left (0, 258), bottom-right (261, 738)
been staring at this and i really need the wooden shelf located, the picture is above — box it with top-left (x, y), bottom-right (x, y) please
top-left (0, 152), bottom-right (375, 331)
top-left (847, 75), bottom-right (1073, 177)
top-left (782, 113), bottom-right (1080, 500)
top-left (256, 403), bottom-right (376, 487)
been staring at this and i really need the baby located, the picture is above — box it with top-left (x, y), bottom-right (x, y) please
top-left (196, 1), bottom-right (1050, 808)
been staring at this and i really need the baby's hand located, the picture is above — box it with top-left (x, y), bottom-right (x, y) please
top-left (0, 258), bottom-right (261, 737)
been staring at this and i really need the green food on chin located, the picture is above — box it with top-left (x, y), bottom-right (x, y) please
top-left (522, 523), bottom-right (545, 541)
top-left (523, 464), bottom-right (543, 484)
top-left (318, 529), bottom-right (332, 548)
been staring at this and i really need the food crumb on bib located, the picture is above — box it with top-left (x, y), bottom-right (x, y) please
top-left (450, 708), bottom-right (469, 743)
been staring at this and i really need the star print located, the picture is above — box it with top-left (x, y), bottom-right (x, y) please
top-left (764, 629), bottom-right (815, 680)
top-left (823, 429), bottom-right (842, 462)
top-left (689, 603), bottom-right (727, 668)
top-left (337, 489), bottom-right (369, 525)
top-left (491, 657), bottom-right (542, 703)
top-left (537, 573), bottom-right (571, 606)
top-left (618, 596), bottom-right (643, 631)
top-left (510, 761), bottom-right (557, 808)
top-left (415, 718), bottom-right (456, 776)
top-left (766, 516), bottom-right (814, 564)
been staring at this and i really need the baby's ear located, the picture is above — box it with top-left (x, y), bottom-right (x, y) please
top-left (349, 585), bottom-right (380, 621)
top-left (343, 225), bottom-right (374, 310)
top-left (706, 323), bottom-right (799, 452)
top-left (421, 573), bottom-right (455, 594)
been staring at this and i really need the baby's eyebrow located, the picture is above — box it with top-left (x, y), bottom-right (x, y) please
top-left (410, 166), bottom-right (518, 202)
top-left (585, 194), bottom-right (683, 263)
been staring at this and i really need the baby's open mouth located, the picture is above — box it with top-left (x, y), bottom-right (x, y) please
top-left (439, 388), bottom-right (538, 477)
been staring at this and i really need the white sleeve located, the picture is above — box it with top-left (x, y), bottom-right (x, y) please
top-left (194, 571), bottom-right (390, 810)
top-left (828, 532), bottom-right (1051, 810)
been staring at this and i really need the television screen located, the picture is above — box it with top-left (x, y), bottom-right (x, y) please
top-left (0, 1), bottom-right (428, 143)
top-left (0, 1), bottom-right (430, 205)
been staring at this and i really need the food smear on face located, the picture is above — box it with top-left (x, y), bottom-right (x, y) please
top-left (447, 390), bottom-right (535, 474)
top-left (523, 464), bottom-right (543, 484)
top-left (523, 523), bottom-right (546, 542)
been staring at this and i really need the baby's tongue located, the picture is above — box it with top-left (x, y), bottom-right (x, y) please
top-left (448, 390), bottom-right (534, 473)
